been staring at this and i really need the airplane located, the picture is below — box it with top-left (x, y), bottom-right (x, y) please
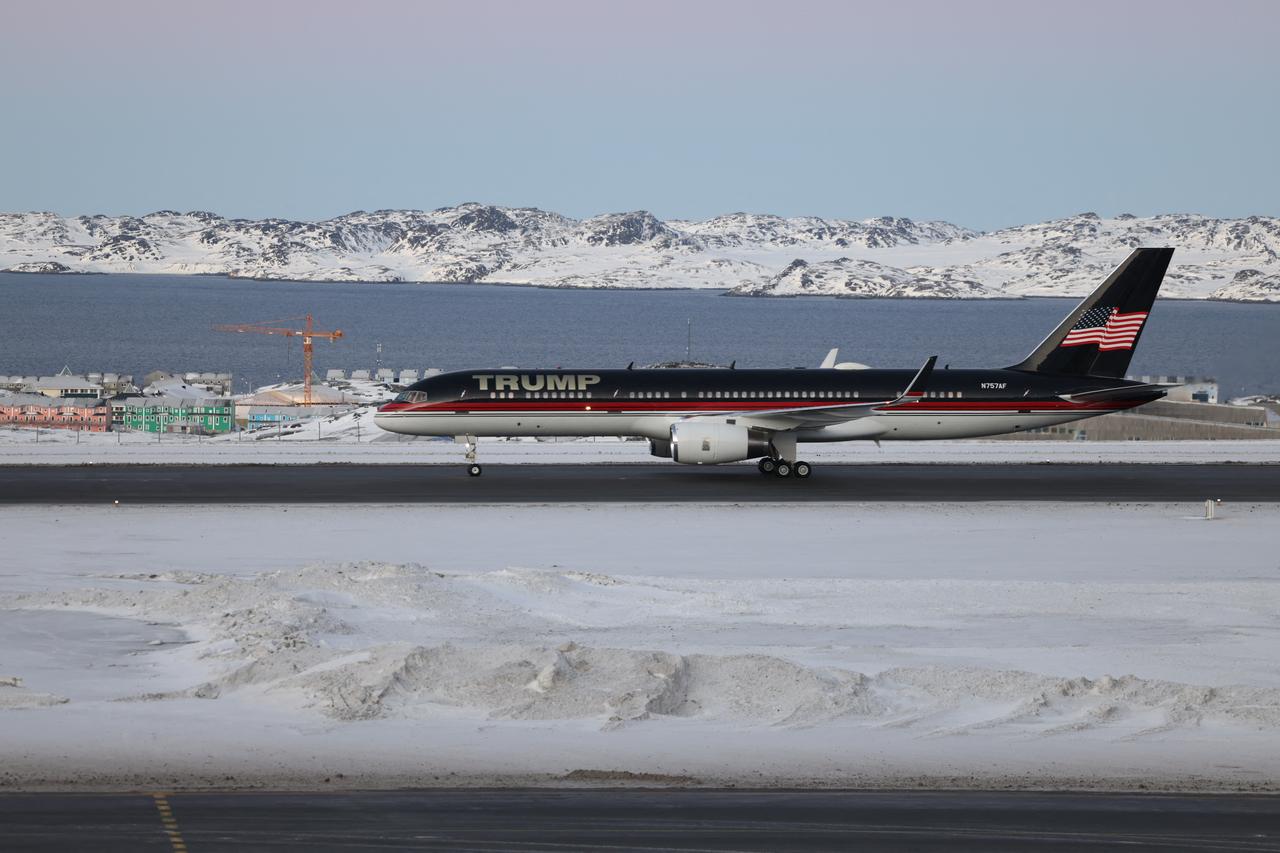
top-left (375, 247), bottom-right (1175, 478)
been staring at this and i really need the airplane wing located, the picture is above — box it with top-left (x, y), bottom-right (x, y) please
top-left (686, 356), bottom-right (936, 430)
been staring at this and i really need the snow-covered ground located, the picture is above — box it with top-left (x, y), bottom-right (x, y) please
top-left (2, 423), bottom-right (1280, 466)
top-left (2, 502), bottom-right (1279, 792)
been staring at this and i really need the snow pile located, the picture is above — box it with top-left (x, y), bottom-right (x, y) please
top-left (4, 502), bottom-right (1280, 790)
top-left (8, 561), bottom-right (1280, 739)
top-left (0, 676), bottom-right (67, 710)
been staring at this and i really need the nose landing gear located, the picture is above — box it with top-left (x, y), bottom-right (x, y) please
top-left (457, 435), bottom-right (482, 476)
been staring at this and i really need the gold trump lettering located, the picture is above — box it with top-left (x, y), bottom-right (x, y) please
top-left (472, 374), bottom-right (602, 391)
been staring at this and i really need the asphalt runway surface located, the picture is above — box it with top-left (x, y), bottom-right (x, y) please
top-left (3, 789), bottom-right (1279, 852)
top-left (0, 462), bottom-right (1276, 503)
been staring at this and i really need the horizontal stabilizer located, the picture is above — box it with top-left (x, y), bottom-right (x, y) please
top-left (1058, 383), bottom-right (1173, 403)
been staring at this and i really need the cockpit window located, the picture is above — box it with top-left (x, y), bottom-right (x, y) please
top-left (395, 390), bottom-right (428, 403)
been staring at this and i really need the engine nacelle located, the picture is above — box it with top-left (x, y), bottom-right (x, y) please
top-left (670, 422), bottom-right (771, 465)
top-left (648, 438), bottom-right (673, 458)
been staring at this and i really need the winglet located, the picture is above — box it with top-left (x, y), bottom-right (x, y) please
top-left (819, 348), bottom-right (839, 369)
top-left (902, 355), bottom-right (937, 399)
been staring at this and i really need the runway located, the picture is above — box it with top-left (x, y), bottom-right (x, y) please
top-left (3, 789), bottom-right (1279, 852)
top-left (0, 462), bottom-right (1276, 503)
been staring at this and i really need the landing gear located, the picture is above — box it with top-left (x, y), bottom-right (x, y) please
top-left (458, 434), bottom-right (481, 477)
top-left (759, 456), bottom-right (812, 479)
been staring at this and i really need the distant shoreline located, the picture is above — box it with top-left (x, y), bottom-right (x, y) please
top-left (0, 270), bottom-right (1268, 304)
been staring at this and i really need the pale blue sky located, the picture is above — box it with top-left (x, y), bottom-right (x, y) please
top-left (2, 0), bottom-right (1276, 230)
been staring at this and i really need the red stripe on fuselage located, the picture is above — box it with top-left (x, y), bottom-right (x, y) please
top-left (378, 399), bottom-right (1146, 415)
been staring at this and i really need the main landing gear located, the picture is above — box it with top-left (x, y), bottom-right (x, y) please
top-left (758, 457), bottom-right (812, 479)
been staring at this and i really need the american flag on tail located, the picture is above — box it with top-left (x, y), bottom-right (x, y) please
top-left (1059, 306), bottom-right (1148, 351)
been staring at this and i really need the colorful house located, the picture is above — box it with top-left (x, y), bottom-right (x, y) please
top-left (0, 392), bottom-right (110, 431)
top-left (113, 396), bottom-right (235, 434)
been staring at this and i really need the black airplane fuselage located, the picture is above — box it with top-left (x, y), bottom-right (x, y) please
top-left (375, 366), bottom-right (1161, 442)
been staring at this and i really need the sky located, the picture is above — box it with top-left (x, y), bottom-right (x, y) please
top-left (1, 0), bottom-right (1277, 231)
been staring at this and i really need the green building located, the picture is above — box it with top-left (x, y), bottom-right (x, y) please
top-left (114, 396), bottom-right (234, 434)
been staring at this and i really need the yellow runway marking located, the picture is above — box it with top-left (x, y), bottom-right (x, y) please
top-left (152, 793), bottom-right (190, 852)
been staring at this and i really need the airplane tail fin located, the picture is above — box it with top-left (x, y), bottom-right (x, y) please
top-left (1007, 247), bottom-right (1173, 378)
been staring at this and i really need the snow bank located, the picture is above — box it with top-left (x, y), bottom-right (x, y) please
top-left (9, 564), bottom-right (1280, 738)
top-left (3, 502), bottom-right (1280, 791)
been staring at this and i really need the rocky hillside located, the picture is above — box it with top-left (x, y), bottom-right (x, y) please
top-left (1, 206), bottom-right (1277, 300)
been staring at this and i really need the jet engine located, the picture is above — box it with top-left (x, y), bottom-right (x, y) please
top-left (670, 421), bottom-right (772, 465)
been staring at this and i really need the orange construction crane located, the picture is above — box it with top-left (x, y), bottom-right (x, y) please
top-left (214, 314), bottom-right (344, 406)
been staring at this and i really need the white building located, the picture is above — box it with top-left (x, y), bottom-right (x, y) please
top-left (22, 369), bottom-right (103, 400)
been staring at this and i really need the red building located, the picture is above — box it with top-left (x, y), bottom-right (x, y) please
top-left (0, 393), bottom-right (110, 431)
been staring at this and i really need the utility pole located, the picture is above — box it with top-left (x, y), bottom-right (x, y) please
top-left (686, 317), bottom-right (692, 363)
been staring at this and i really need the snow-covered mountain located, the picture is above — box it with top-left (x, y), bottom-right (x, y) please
top-left (732, 258), bottom-right (995, 298)
top-left (2, 206), bottom-right (1278, 300)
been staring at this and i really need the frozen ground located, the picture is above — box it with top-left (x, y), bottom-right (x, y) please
top-left (2, 423), bottom-right (1280, 466)
top-left (2, 502), bottom-right (1279, 792)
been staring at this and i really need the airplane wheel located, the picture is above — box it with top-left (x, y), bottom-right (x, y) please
top-left (774, 461), bottom-right (793, 478)
top-left (794, 461), bottom-right (812, 479)
top-left (758, 457), bottom-right (777, 475)
top-left (467, 464), bottom-right (483, 477)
